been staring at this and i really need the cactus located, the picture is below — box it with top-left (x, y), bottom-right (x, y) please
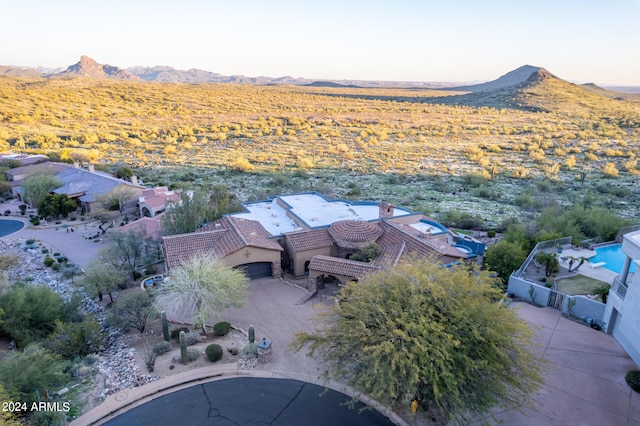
top-left (248, 325), bottom-right (255, 344)
top-left (179, 330), bottom-right (188, 365)
top-left (161, 311), bottom-right (169, 342)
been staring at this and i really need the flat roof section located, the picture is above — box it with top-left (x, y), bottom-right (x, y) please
top-left (231, 192), bottom-right (412, 236)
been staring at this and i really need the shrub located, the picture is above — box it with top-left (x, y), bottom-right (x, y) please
top-left (185, 331), bottom-right (202, 346)
top-left (626, 370), bottom-right (640, 393)
top-left (45, 317), bottom-right (105, 359)
top-left (51, 263), bottom-right (61, 271)
top-left (0, 284), bottom-right (67, 347)
top-left (57, 256), bottom-right (68, 263)
top-left (153, 341), bottom-right (172, 355)
top-left (171, 327), bottom-right (190, 340)
top-left (32, 220), bottom-right (40, 226)
top-left (187, 348), bottom-right (199, 361)
top-left (43, 257), bottom-right (55, 267)
top-left (487, 230), bottom-right (496, 238)
top-left (41, 248), bottom-right (49, 254)
top-left (213, 321), bottom-right (231, 336)
top-left (172, 348), bottom-right (199, 363)
top-left (3, 210), bottom-right (9, 216)
top-left (25, 239), bottom-right (36, 245)
top-left (206, 344), bottom-right (223, 362)
top-left (242, 342), bottom-right (259, 357)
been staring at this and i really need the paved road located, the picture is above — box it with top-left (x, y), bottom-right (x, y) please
top-left (102, 377), bottom-right (395, 426)
top-left (0, 216), bottom-right (106, 268)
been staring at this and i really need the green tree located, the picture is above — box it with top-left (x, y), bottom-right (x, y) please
top-left (0, 344), bottom-right (68, 403)
top-left (107, 290), bottom-right (156, 333)
top-left (37, 193), bottom-right (77, 219)
top-left (154, 253), bottom-right (248, 333)
top-left (0, 284), bottom-right (67, 347)
top-left (161, 190), bottom-right (211, 235)
top-left (100, 186), bottom-right (136, 214)
top-left (105, 228), bottom-right (155, 279)
top-left (290, 259), bottom-right (543, 424)
top-left (80, 258), bottom-right (129, 302)
top-left (350, 243), bottom-right (381, 262)
top-left (21, 175), bottom-right (61, 208)
top-left (116, 165), bottom-right (134, 179)
top-left (534, 251), bottom-right (560, 277)
top-left (484, 240), bottom-right (528, 283)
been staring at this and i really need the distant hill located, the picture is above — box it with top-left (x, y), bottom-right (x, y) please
top-left (0, 65), bottom-right (43, 77)
top-left (448, 65), bottom-right (548, 92)
top-left (426, 67), bottom-right (639, 113)
top-left (305, 81), bottom-right (361, 88)
top-left (55, 56), bottom-right (140, 80)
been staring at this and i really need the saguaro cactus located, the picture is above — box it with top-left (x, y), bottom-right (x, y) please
top-left (179, 330), bottom-right (188, 365)
top-left (248, 325), bottom-right (255, 344)
top-left (161, 311), bottom-right (169, 342)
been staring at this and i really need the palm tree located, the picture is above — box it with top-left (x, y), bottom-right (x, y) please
top-left (535, 252), bottom-right (560, 277)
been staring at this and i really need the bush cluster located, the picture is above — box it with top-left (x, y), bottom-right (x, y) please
top-left (153, 341), bottom-right (172, 355)
top-left (171, 327), bottom-right (189, 340)
top-left (213, 321), bottom-right (231, 336)
top-left (626, 370), bottom-right (640, 393)
top-left (205, 344), bottom-right (223, 362)
top-left (184, 331), bottom-right (202, 346)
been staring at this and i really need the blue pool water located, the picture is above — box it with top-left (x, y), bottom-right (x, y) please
top-left (0, 219), bottom-right (24, 237)
top-left (590, 244), bottom-right (636, 274)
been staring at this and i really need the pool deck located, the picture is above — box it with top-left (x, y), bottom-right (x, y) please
top-left (559, 248), bottom-right (619, 284)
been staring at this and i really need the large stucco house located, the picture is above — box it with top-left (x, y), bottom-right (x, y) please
top-left (603, 230), bottom-right (640, 364)
top-left (162, 192), bottom-right (484, 290)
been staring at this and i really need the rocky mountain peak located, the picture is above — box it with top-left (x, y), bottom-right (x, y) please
top-left (61, 55), bottom-right (139, 80)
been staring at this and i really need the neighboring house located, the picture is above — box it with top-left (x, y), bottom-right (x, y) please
top-left (1, 153), bottom-right (48, 166)
top-left (52, 164), bottom-right (144, 213)
top-left (116, 215), bottom-right (164, 241)
top-left (138, 187), bottom-right (181, 217)
top-left (5, 161), bottom-right (72, 201)
top-left (603, 230), bottom-right (640, 365)
top-left (162, 192), bottom-right (484, 285)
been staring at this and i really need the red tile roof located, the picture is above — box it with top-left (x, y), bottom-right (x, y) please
top-left (163, 216), bottom-right (282, 269)
top-left (308, 255), bottom-right (381, 279)
top-left (285, 229), bottom-right (334, 252)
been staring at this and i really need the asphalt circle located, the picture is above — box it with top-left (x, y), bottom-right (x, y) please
top-left (103, 377), bottom-right (395, 426)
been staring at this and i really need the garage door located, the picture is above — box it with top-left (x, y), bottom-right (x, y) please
top-left (238, 262), bottom-right (272, 279)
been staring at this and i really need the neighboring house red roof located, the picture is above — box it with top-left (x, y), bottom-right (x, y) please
top-left (163, 216), bottom-right (282, 269)
top-left (377, 220), bottom-right (467, 259)
top-left (116, 216), bottom-right (163, 240)
top-left (308, 255), bottom-right (381, 279)
top-left (285, 229), bottom-right (334, 252)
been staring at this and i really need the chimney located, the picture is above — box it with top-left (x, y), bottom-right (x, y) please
top-left (88, 164), bottom-right (95, 173)
top-left (379, 202), bottom-right (395, 219)
top-left (131, 175), bottom-right (138, 186)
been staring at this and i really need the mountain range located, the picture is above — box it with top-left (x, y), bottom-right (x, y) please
top-left (2, 56), bottom-right (639, 110)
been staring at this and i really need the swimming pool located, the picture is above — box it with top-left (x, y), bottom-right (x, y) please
top-left (0, 219), bottom-right (24, 237)
top-left (590, 244), bottom-right (636, 274)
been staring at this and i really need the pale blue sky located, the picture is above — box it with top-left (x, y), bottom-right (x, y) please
top-left (2, 0), bottom-right (639, 85)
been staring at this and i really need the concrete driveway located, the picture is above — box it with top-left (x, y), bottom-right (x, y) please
top-left (472, 302), bottom-right (640, 425)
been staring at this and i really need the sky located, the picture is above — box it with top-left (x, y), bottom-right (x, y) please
top-left (2, 0), bottom-right (640, 86)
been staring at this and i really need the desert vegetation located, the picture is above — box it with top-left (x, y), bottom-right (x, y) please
top-left (0, 75), bottom-right (639, 227)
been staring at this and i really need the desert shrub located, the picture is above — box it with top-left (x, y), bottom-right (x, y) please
top-left (29, 410), bottom-right (67, 426)
top-left (106, 290), bottom-right (155, 333)
top-left (25, 238), bottom-right (36, 245)
top-left (173, 348), bottom-right (199, 363)
top-left (51, 263), bottom-right (61, 271)
top-left (44, 257), bottom-right (55, 267)
top-left (242, 342), bottom-right (259, 357)
top-left (437, 210), bottom-right (484, 229)
top-left (41, 248), bottom-right (49, 254)
top-left (487, 230), bottom-right (496, 238)
top-left (0, 284), bottom-right (67, 347)
top-left (350, 243), bottom-right (381, 262)
top-left (206, 343), bottom-right (223, 362)
top-left (0, 344), bottom-right (68, 403)
top-left (185, 331), bottom-right (202, 346)
top-left (171, 327), bottom-right (190, 340)
top-left (45, 316), bottom-right (105, 359)
top-left (32, 220), bottom-right (40, 226)
top-left (626, 371), bottom-right (640, 393)
top-left (153, 341), bottom-right (172, 355)
top-left (213, 321), bottom-right (231, 336)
